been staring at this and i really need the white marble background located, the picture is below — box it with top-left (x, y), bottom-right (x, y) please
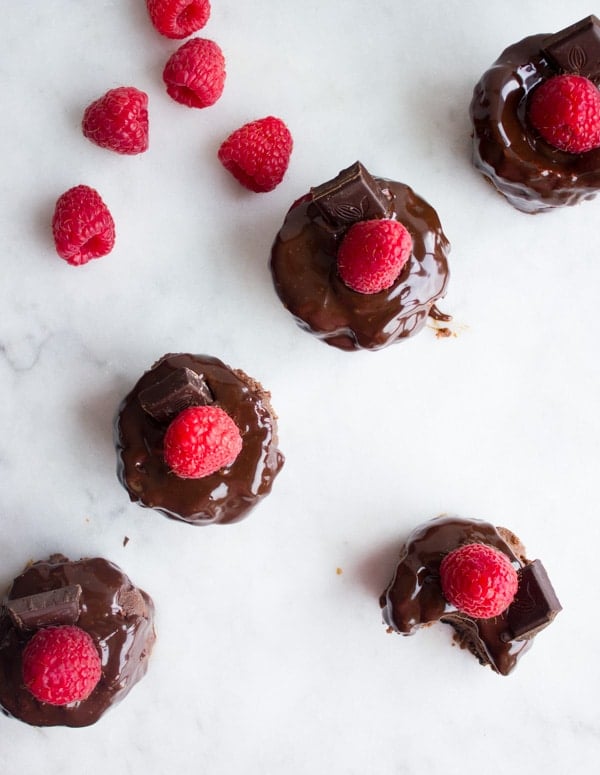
top-left (1, 1), bottom-right (599, 772)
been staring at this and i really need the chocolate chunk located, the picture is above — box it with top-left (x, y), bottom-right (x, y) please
top-left (5, 584), bottom-right (82, 630)
top-left (310, 161), bottom-right (391, 228)
top-left (507, 560), bottom-right (562, 640)
top-left (138, 367), bottom-right (213, 422)
top-left (542, 15), bottom-right (600, 80)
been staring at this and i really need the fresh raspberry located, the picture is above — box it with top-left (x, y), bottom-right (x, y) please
top-left (336, 219), bottom-right (412, 294)
top-left (146, 0), bottom-right (211, 39)
top-left (217, 116), bottom-right (293, 192)
top-left (52, 185), bottom-right (116, 266)
top-left (164, 405), bottom-right (243, 479)
top-left (528, 74), bottom-right (600, 153)
top-left (439, 543), bottom-right (519, 619)
top-left (22, 625), bottom-right (102, 706)
top-left (163, 38), bottom-right (225, 108)
top-left (82, 87), bottom-right (149, 155)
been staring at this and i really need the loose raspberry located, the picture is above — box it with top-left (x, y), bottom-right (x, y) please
top-left (163, 38), bottom-right (225, 108)
top-left (336, 219), bottom-right (412, 294)
top-left (217, 116), bottom-right (293, 192)
top-left (52, 185), bottom-right (116, 266)
top-left (22, 625), bottom-right (102, 706)
top-left (164, 405), bottom-right (243, 479)
top-left (529, 74), bottom-right (600, 153)
top-left (439, 543), bottom-right (519, 619)
top-left (146, 0), bottom-right (211, 39)
top-left (82, 87), bottom-right (149, 155)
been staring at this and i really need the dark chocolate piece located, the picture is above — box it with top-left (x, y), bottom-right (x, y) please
top-left (543, 15), bottom-right (600, 80)
top-left (310, 161), bottom-right (391, 227)
top-left (5, 584), bottom-right (82, 630)
top-left (507, 560), bottom-right (562, 640)
top-left (138, 366), bottom-right (213, 422)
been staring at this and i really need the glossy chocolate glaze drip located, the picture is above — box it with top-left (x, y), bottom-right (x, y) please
top-left (116, 353), bottom-right (284, 525)
top-left (470, 33), bottom-right (600, 213)
top-left (380, 516), bottom-right (534, 676)
top-left (270, 179), bottom-right (450, 351)
top-left (0, 556), bottom-right (155, 727)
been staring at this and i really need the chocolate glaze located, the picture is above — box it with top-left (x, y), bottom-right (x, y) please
top-left (115, 353), bottom-right (284, 525)
top-left (0, 555), bottom-right (155, 727)
top-left (270, 178), bottom-right (450, 351)
top-left (380, 516), bottom-right (560, 675)
top-left (470, 32), bottom-right (600, 213)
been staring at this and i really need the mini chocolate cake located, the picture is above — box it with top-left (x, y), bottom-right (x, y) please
top-left (115, 353), bottom-right (284, 525)
top-left (0, 555), bottom-right (156, 727)
top-left (380, 516), bottom-right (561, 675)
top-left (270, 162), bottom-right (450, 351)
top-left (470, 15), bottom-right (600, 213)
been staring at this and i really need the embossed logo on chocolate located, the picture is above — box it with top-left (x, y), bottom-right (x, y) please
top-left (568, 44), bottom-right (588, 72)
top-left (328, 197), bottom-right (368, 223)
top-left (509, 574), bottom-right (537, 613)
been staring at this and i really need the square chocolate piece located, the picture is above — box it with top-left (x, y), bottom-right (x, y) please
top-left (507, 560), bottom-right (562, 640)
top-left (139, 367), bottom-right (213, 422)
top-left (543, 15), bottom-right (600, 81)
top-left (310, 161), bottom-right (391, 228)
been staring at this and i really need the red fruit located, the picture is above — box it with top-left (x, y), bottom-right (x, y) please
top-left (82, 87), bottom-right (149, 155)
top-left (164, 405), bottom-right (243, 479)
top-left (337, 218), bottom-right (412, 294)
top-left (52, 185), bottom-right (116, 266)
top-left (146, 0), bottom-right (211, 39)
top-left (163, 38), bottom-right (225, 108)
top-left (439, 543), bottom-right (519, 619)
top-left (22, 625), bottom-right (102, 706)
top-left (218, 116), bottom-right (293, 193)
top-left (529, 74), bottom-right (600, 153)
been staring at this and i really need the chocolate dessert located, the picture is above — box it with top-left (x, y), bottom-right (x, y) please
top-left (270, 162), bottom-right (450, 351)
top-left (115, 353), bottom-right (284, 525)
top-left (380, 516), bottom-right (561, 675)
top-left (470, 15), bottom-right (600, 212)
top-left (0, 555), bottom-right (156, 727)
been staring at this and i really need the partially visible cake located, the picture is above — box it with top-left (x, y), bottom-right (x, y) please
top-left (0, 555), bottom-right (156, 727)
top-left (115, 353), bottom-right (284, 525)
top-left (470, 15), bottom-right (600, 212)
top-left (270, 162), bottom-right (450, 350)
top-left (380, 515), bottom-right (561, 675)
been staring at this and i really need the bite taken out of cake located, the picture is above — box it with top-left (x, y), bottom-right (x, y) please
top-left (380, 515), bottom-right (561, 675)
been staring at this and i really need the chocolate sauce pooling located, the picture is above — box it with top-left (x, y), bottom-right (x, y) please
top-left (270, 177), bottom-right (450, 351)
top-left (380, 516), bottom-right (561, 676)
top-left (470, 29), bottom-right (600, 213)
top-left (115, 353), bottom-right (284, 525)
top-left (0, 556), bottom-right (155, 727)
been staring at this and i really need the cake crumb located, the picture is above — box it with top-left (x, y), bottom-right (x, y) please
top-left (336, 567), bottom-right (343, 575)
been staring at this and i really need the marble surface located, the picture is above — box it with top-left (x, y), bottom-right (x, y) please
top-left (1, 1), bottom-right (599, 772)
